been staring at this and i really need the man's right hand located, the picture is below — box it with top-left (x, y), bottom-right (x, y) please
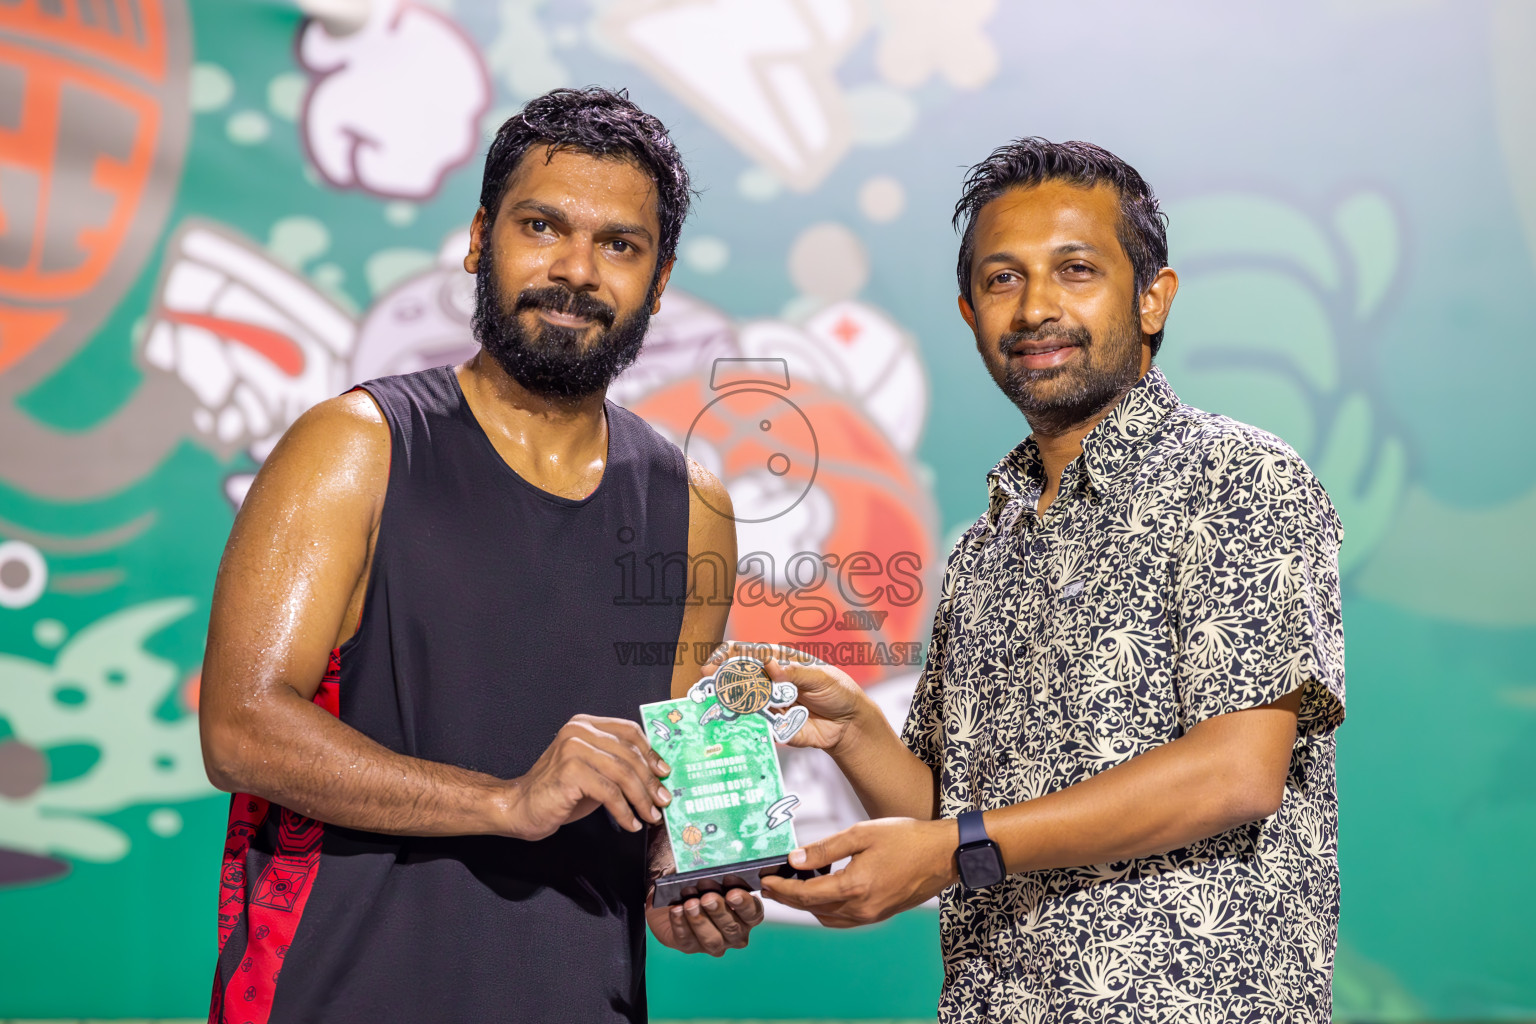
top-left (503, 715), bottom-right (672, 840)
top-left (701, 643), bottom-right (876, 758)
top-left (764, 657), bottom-right (872, 756)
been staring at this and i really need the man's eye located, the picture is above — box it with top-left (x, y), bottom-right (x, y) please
top-left (991, 272), bottom-right (1015, 286)
top-left (610, 239), bottom-right (630, 253)
top-left (529, 220), bottom-right (548, 232)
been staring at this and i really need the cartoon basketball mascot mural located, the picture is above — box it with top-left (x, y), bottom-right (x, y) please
top-left (617, 300), bottom-right (938, 690)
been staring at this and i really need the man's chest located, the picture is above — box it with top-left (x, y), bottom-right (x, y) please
top-left (938, 493), bottom-right (1188, 800)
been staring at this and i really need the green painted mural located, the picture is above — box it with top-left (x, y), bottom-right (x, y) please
top-left (1, 0), bottom-right (1532, 1018)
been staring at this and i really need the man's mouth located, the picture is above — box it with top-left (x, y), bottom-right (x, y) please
top-left (514, 287), bottom-right (616, 329)
top-left (1005, 339), bottom-right (1081, 370)
top-left (536, 308), bottom-right (597, 328)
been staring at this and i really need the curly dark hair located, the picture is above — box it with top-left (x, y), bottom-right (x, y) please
top-left (952, 138), bottom-right (1170, 354)
top-left (479, 87), bottom-right (694, 274)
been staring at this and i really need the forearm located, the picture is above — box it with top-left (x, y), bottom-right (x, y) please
top-left (831, 701), bottom-right (940, 821)
top-left (986, 723), bottom-right (1286, 874)
top-left (203, 687), bottom-right (514, 837)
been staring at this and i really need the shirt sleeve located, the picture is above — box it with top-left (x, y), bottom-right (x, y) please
top-left (1173, 434), bottom-right (1346, 735)
top-left (900, 525), bottom-right (976, 769)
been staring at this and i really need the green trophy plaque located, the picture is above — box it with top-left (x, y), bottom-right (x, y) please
top-left (642, 655), bottom-right (822, 906)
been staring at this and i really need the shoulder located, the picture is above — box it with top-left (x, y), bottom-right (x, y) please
top-left (1161, 406), bottom-right (1340, 537)
top-left (242, 391), bottom-right (390, 513)
top-left (603, 401), bottom-right (733, 543)
top-left (283, 390), bottom-right (390, 462)
top-left (352, 365), bottom-right (461, 422)
top-left (1156, 403), bottom-right (1311, 481)
top-left (951, 513), bottom-right (992, 560)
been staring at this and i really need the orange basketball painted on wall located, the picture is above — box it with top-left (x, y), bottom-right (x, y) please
top-left (630, 371), bottom-right (938, 688)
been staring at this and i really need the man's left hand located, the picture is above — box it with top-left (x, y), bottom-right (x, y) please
top-left (646, 887), bottom-right (765, 956)
top-left (759, 817), bottom-right (960, 927)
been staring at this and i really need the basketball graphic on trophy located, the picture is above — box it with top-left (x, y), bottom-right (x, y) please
top-left (714, 657), bottom-right (776, 715)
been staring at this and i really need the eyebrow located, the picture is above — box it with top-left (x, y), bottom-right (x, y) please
top-left (508, 200), bottom-right (655, 245)
top-left (978, 241), bottom-right (1108, 267)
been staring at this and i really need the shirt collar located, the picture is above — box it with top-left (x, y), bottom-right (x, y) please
top-left (985, 365), bottom-right (1182, 528)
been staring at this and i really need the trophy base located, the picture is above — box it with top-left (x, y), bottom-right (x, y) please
top-left (652, 854), bottom-right (830, 907)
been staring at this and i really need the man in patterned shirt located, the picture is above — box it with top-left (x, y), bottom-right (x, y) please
top-left (741, 139), bottom-right (1346, 1022)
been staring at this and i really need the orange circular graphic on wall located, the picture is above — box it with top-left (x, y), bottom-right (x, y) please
top-left (631, 374), bottom-right (937, 688)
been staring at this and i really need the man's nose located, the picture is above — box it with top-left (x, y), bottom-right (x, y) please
top-left (548, 236), bottom-right (600, 292)
top-left (1015, 276), bottom-right (1063, 331)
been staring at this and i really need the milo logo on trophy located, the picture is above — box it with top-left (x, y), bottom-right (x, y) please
top-left (641, 653), bottom-right (820, 906)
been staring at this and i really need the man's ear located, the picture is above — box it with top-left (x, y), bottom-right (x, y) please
top-left (1138, 266), bottom-right (1179, 338)
top-left (957, 292), bottom-right (979, 333)
top-left (464, 207), bottom-right (487, 275)
top-left (649, 257), bottom-right (676, 314)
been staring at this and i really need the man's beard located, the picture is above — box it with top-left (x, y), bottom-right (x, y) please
top-left (995, 308), bottom-right (1144, 436)
top-left (471, 246), bottom-right (650, 400)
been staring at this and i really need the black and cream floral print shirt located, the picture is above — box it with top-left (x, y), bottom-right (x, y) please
top-left (902, 366), bottom-right (1345, 1024)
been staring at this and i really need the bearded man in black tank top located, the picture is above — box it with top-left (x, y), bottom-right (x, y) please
top-left (198, 89), bottom-right (759, 1024)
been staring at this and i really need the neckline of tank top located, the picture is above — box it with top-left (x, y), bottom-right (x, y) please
top-left (444, 366), bottom-right (612, 509)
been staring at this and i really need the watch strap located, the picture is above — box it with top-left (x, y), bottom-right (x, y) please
top-left (957, 809), bottom-right (989, 847)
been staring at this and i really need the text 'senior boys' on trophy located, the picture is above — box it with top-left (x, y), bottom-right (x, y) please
top-left (641, 653), bottom-right (822, 906)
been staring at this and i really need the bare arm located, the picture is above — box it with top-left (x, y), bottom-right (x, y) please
top-left (667, 459), bottom-right (737, 699)
top-left (811, 672), bottom-right (938, 821)
top-left (720, 614), bottom-right (1296, 859)
top-left (199, 393), bottom-right (668, 839)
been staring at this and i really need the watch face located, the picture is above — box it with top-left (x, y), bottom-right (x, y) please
top-left (957, 842), bottom-right (1005, 889)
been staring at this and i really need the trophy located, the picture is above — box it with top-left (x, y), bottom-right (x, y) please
top-left (643, 653), bottom-right (824, 906)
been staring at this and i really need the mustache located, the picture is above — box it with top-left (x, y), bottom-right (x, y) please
top-left (997, 324), bottom-right (1092, 356)
top-left (513, 286), bottom-right (616, 329)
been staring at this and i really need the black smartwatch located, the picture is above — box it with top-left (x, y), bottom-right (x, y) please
top-left (955, 809), bottom-right (1005, 889)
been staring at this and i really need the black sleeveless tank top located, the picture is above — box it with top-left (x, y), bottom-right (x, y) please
top-left (210, 366), bottom-right (690, 1024)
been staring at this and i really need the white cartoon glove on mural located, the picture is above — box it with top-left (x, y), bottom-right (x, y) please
top-left (297, 0), bottom-right (490, 199)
